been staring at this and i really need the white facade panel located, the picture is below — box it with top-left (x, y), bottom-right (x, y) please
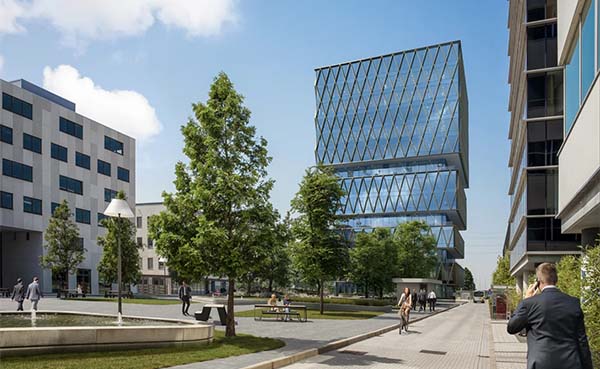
top-left (558, 0), bottom-right (582, 63)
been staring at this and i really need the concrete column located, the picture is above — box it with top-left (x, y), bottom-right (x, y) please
top-left (581, 228), bottom-right (600, 248)
top-left (522, 270), bottom-right (530, 295)
top-left (516, 274), bottom-right (523, 296)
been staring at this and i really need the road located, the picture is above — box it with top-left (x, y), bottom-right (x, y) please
top-left (284, 302), bottom-right (491, 369)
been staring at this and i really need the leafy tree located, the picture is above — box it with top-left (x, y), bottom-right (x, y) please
top-left (464, 267), bottom-right (476, 290)
top-left (149, 73), bottom-right (274, 337)
top-left (97, 191), bottom-right (141, 289)
top-left (256, 217), bottom-right (292, 292)
top-left (348, 228), bottom-right (397, 298)
top-left (393, 221), bottom-right (437, 278)
top-left (40, 200), bottom-right (85, 296)
top-left (492, 251), bottom-right (515, 287)
top-left (556, 255), bottom-right (582, 298)
top-left (582, 243), bottom-right (600, 364)
top-left (290, 165), bottom-right (349, 314)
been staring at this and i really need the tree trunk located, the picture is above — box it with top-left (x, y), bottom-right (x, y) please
top-left (379, 287), bottom-right (383, 299)
top-left (364, 279), bottom-right (369, 298)
top-left (225, 279), bottom-right (236, 337)
top-left (268, 278), bottom-right (273, 293)
top-left (246, 278), bottom-right (252, 295)
top-left (319, 279), bottom-right (324, 315)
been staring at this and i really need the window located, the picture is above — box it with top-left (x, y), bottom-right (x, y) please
top-left (75, 152), bottom-right (90, 170)
top-left (147, 238), bottom-right (154, 249)
top-left (2, 93), bottom-right (32, 119)
top-left (77, 238), bottom-right (85, 251)
top-left (51, 143), bottom-right (68, 162)
top-left (527, 120), bottom-right (562, 166)
top-left (136, 216), bottom-right (142, 228)
top-left (527, 24), bottom-right (557, 70)
top-left (0, 125), bottom-right (12, 144)
top-left (104, 136), bottom-right (124, 155)
top-left (59, 175), bottom-right (83, 195)
top-left (23, 133), bottom-right (42, 154)
top-left (1, 191), bottom-right (13, 209)
top-left (566, 37), bottom-right (580, 134)
top-left (527, 168), bottom-right (558, 215)
top-left (51, 202), bottom-right (60, 215)
top-left (137, 237), bottom-right (143, 248)
top-left (158, 262), bottom-right (165, 270)
top-left (97, 159), bottom-right (111, 176)
top-left (527, 71), bottom-right (563, 118)
top-left (526, 0), bottom-right (556, 22)
top-left (2, 159), bottom-right (33, 182)
top-left (117, 167), bottom-right (130, 182)
top-left (139, 258), bottom-right (143, 269)
top-left (98, 212), bottom-right (108, 227)
top-left (104, 188), bottom-right (118, 202)
top-left (582, 0), bottom-right (595, 100)
top-left (147, 258), bottom-right (154, 270)
top-left (23, 196), bottom-right (42, 215)
top-left (527, 217), bottom-right (580, 251)
top-left (59, 117), bottom-right (83, 139)
top-left (75, 208), bottom-right (91, 224)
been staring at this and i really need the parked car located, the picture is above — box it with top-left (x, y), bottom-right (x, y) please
top-left (473, 290), bottom-right (485, 303)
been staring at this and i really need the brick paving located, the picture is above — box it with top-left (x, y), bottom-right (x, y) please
top-left (490, 321), bottom-right (527, 369)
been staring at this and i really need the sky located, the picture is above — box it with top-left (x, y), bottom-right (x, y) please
top-left (0, 0), bottom-right (510, 289)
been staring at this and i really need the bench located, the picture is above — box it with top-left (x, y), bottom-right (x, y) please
top-left (60, 289), bottom-right (86, 298)
top-left (253, 304), bottom-right (307, 322)
top-left (195, 304), bottom-right (228, 326)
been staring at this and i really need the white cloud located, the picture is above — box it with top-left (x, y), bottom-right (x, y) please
top-left (0, 0), bottom-right (236, 47)
top-left (0, 0), bottom-right (26, 34)
top-left (42, 65), bottom-right (161, 141)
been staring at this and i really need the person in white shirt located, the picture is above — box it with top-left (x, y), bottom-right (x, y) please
top-left (427, 290), bottom-right (437, 312)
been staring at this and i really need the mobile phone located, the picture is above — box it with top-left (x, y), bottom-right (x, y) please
top-left (533, 280), bottom-right (540, 291)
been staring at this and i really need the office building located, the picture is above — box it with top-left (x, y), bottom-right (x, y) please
top-left (0, 78), bottom-right (135, 294)
top-left (314, 41), bottom-right (469, 296)
top-left (505, 0), bottom-right (581, 294)
top-left (556, 0), bottom-right (600, 247)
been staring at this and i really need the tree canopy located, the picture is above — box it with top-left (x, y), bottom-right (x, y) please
top-left (463, 267), bottom-right (476, 290)
top-left (492, 251), bottom-right (515, 287)
top-left (394, 221), bottom-right (438, 278)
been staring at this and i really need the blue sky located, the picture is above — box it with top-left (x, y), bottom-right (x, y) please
top-left (0, 0), bottom-right (510, 289)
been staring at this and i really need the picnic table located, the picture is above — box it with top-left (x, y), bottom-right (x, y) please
top-left (253, 304), bottom-right (308, 322)
top-left (195, 304), bottom-right (228, 325)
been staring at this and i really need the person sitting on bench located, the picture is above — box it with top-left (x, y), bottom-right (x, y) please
top-left (268, 294), bottom-right (279, 312)
top-left (282, 294), bottom-right (292, 321)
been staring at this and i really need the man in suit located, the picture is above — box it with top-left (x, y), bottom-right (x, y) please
top-left (411, 289), bottom-right (418, 311)
top-left (25, 276), bottom-right (42, 311)
top-left (178, 281), bottom-right (192, 316)
top-left (507, 263), bottom-right (593, 369)
top-left (11, 278), bottom-right (25, 311)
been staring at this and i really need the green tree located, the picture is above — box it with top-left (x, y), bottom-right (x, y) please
top-left (256, 217), bottom-right (292, 292)
top-left (290, 165), bottom-right (349, 314)
top-left (464, 267), bottom-right (476, 290)
top-left (394, 221), bottom-right (437, 278)
top-left (492, 251), bottom-right (515, 286)
top-left (582, 243), bottom-right (600, 364)
top-left (40, 200), bottom-right (85, 296)
top-left (348, 228), bottom-right (397, 298)
top-left (149, 73), bottom-right (275, 337)
top-left (97, 191), bottom-right (141, 289)
top-left (556, 254), bottom-right (582, 298)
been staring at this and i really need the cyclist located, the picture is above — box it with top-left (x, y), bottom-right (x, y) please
top-left (397, 287), bottom-right (412, 334)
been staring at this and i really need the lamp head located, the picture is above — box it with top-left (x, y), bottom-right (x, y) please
top-left (104, 199), bottom-right (134, 218)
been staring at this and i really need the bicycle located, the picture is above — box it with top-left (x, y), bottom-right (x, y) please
top-left (399, 306), bottom-right (410, 334)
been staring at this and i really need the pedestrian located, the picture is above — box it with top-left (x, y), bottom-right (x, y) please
top-left (25, 276), bottom-right (42, 311)
top-left (507, 263), bottom-right (593, 369)
top-left (411, 289), bottom-right (417, 311)
top-left (418, 289), bottom-right (426, 312)
top-left (11, 278), bottom-right (26, 311)
top-left (428, 290), bottom-right (437, 312)
top-left (178, 281), bottom-right (192, 316)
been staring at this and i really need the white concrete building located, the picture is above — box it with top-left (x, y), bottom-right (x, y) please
top-left (556, 0), bottom-right (600, 246)
top-left (0, 79), bottom-right (135, 294)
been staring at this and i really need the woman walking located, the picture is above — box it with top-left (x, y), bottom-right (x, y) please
top-left (397, 287), bottom-right (412, 334)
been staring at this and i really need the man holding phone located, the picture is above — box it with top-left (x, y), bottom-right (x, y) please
top-left (507, 263), bottom-right (593, 369)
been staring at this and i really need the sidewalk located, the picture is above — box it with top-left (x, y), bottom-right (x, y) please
top-left (490, 320), bottom-right (527, 369)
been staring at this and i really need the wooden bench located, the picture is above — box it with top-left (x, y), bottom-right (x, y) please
top-left (61, 289), bottom-right (86, 298)
top-left (253, 304), bottom-right (307, 322)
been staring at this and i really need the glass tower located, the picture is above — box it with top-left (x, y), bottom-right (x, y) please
top-left (314, 41), bottom-right (469, 295)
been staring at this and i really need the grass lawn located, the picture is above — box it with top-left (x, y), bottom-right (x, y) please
top-left (1, 331), bottom-right (285, 369)
top-left (63, 298), bottom-right (186, 305)
top-left (235, 308), bottom-right (384, 320)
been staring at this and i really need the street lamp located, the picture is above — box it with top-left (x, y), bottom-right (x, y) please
top-left (103, 198), bottom-right (134, 323)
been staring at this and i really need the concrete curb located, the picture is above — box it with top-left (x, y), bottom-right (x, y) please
top-left (239, 302), bottom-right (465, 369)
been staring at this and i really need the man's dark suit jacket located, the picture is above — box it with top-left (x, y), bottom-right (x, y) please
top-left (507, 287), bottom-right (593, 369)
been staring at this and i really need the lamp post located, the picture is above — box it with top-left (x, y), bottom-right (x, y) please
top-left (103, 199), bottom-right (134, 322)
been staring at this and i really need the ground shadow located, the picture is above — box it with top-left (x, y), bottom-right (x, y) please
top-left (319, 352), bottom-right (405, 366)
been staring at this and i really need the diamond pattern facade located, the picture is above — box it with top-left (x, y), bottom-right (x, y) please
top-left (314, 41), bottom-right (469, 293)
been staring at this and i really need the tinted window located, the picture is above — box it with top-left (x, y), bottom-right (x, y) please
top-left (527, 119), bottom-right (563, 166)
top-left (98, 213), bottom-right (108, 227)
top-left (527, 217), bottom-right (580, 251)
top-left (23, 133), bottom-right (42, 154)
top-left (51, 202), bottom-right (60, 215)
top-left (136, 216), bottom-right (142, 228)
top-left (59, 175), bottom-right (83, 195)
top-left (97, 159), bottom-right (111, 176)
top-left (2, 159), bottom-right (33, 182)
top-left (527, 24), bottom-right (557, 70)
top-left (51, 143), bottom-right (68, 162)
top-left (0, 191), bottom-right (13, 209)
top-left (2, 93), bottom-right (33, 119)
top-left (104, 136), bottom-right (124, 155)
top-left (527, 0), bottom-right (557, 22)
top-left (147, 237), bottom-right (153, 248)
top-left (117, 167), bottom-right (129, 182)
top-left (23, 196), bottom-right (42, 215)
top-left (0, 125), bottom-right (13, 144)
top-left (75, 152), bottom-right (90, 170)
top-left (581, 1), bottom-right (595, 99)
top-left (527, 168), bottom-right (557, 215)
top-left (527, 71), bottom-right (563, 118)
top-left (104, 188), bottom-right (118, 202)
top-left (75, 208), bottom-right (91, 224)
top-left (59, 117), bottom-right (83, 139)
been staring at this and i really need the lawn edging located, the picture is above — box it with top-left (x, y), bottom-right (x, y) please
top-left (239, 302), bottom-right (466, 369)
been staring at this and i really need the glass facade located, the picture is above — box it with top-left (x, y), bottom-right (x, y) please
top-left (314, 41), bottom-right (468, 290)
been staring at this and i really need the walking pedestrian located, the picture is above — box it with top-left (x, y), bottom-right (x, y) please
top-left (418, 289), bottom-right (426, 312)
top-left (411, 289), bottom-right (417, 311)
top-left (507, 263), bottom-right (593, 369)
top-left (428, 290), bottom-right (437, 312)
top-left (11, 278), bottom-right (25, 311)
top-left (178, 281), bottom-right (192, 316)
top-left (25, 277), bottom-right (42, 311)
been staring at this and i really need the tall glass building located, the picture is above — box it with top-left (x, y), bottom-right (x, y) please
top-left (314, 41), bottom-right (469, 295)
